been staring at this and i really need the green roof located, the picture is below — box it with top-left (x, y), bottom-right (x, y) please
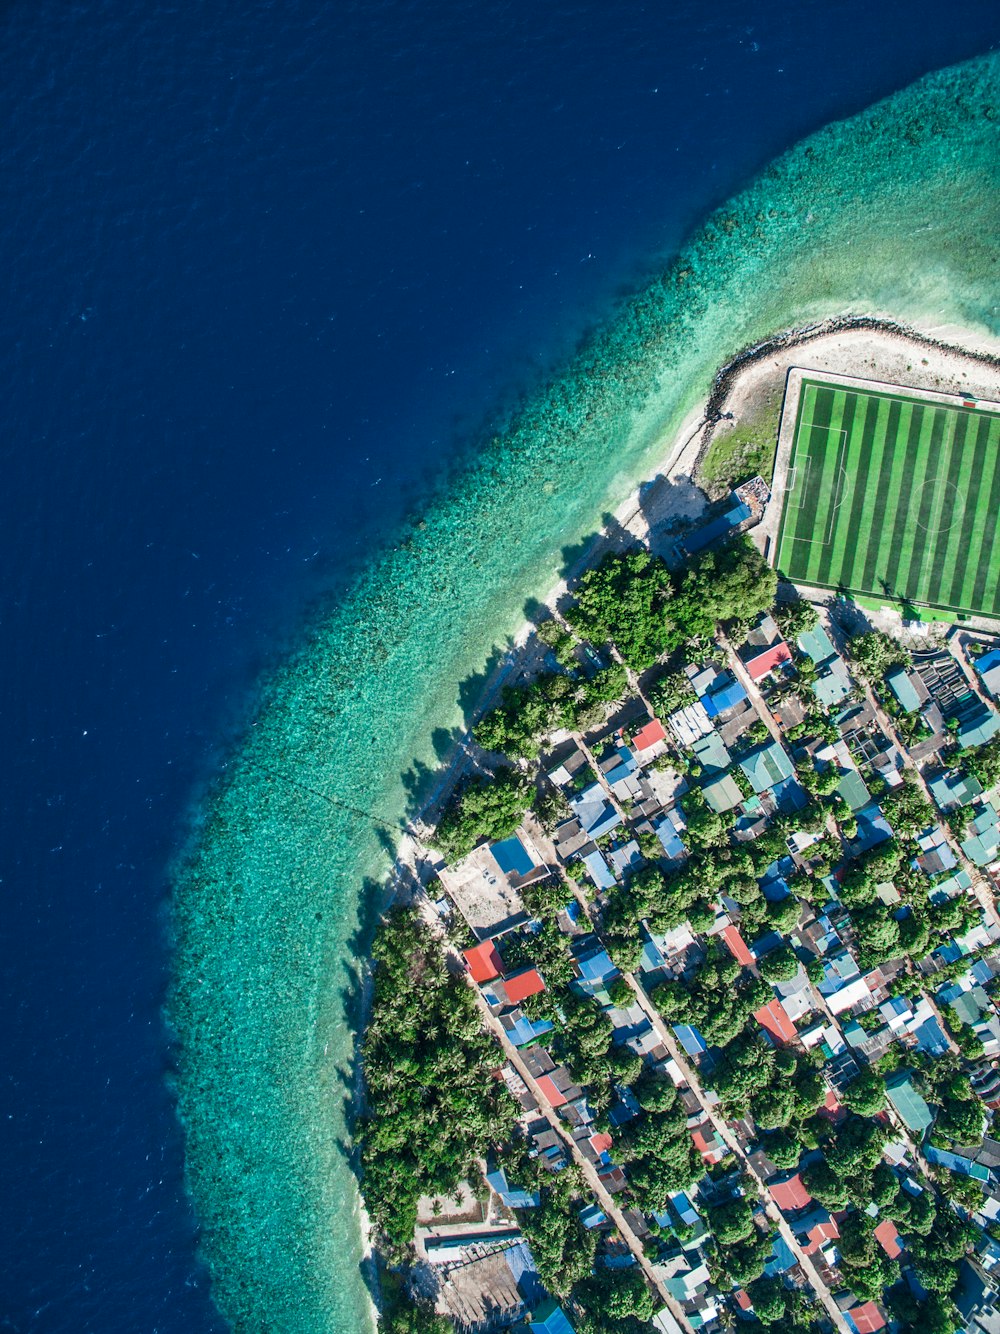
top-left (692, 730), bottom-right (732, 775)
top-left (797, 624), bottom-right (836, 665)
top-left (886, 1071), bottom-right (933, 1135)
top-left (886, 667), bottom-right (922, 713)
top-left (836, 768), bottom-right (871, 813)
top-left (702, 774), bottom-right (744, 813)
top-left (740, 742), bottom-right (794, 794)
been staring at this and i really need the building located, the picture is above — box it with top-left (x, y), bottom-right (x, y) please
top-left (885, 1071), bottom-right (934, 1137)
top-left (465, 941), bottom-right (503, 983)
top-left (531, 1298), bottom-right (577, 1334)
top-left (767, 1172), bottom-right (812, 1213)
top-left (740, 742), bottom-right (795, 795)
top-left (741, 613), bottom-right (792, 682)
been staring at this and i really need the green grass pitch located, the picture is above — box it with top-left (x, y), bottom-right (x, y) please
top-left (775, 379), bottom-right (1000, 618)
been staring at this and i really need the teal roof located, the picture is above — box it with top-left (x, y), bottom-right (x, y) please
top-left (741, 742), bottom-right (794, 794)
top-left (837, 769), bottom-right (871, 813)
top-left (813, 662), bottom-right (853, 710)
top-left (692, 730), bottom-right (732, 774)
top-left (962, 804), bottom-right (1000, 866)
top-left (887, 667), bottom-right (922, 713)
top-left (702, 773), bottom-right (743, 813)
top-left (929, 771), bottom-right (984, 811)
top-left (958, 711), bottom-right (1000, 749)
top-left (798, 624), bottom-right (837, 665)
top-left (886, 1071), bottom-right (933, 1135)
top-left (533, 1300), bottom-right (577, 1334)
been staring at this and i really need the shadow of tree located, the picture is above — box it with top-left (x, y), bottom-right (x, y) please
top-left (636, 472), bottom-right (709, 563)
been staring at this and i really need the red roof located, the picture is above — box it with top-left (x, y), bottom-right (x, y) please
top-left (805, 1216), bottom-right (839, 1252)
top-left (633, 718), bottom-right (667, 751)
top-left (502, 967), bottom-right (546, 1003)
top-left (768, 1173), bottom-right (812, 1212)
top-left (589, 1131), bottom-right (613, 1155)
top-left (734, 1290), bottom-right (753, 1312)
top-left (691, 1127), bottom-right (724, 1160)
top-left (535, 1074), bottom-right (567, 1108)
top-left (464, 941), bottom-right (502, 984)
top-left (721, 924), bottom-right (755, 968)
top-left (874, 1219), bottom-right (902, 1259)
top-left (754, 999), bottom-right (797, 1046)
top-left (848, 1301), bottom-right (886, 1334)
top-left (746, 641), bottom-right (792, 681)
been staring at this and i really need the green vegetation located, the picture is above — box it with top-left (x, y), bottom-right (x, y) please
top-left (360, 908), bottom-right (517, 1255)
top-left (567, 550), bottom-right (677, 670)
top-left (776, 380), bottom-right (1000, 617)
top-left (698, 395), bottom-right (781, 495)
top-left (652, 944), bottom-right (769, 1048)
top-left (432, 766), bottom-right (530, 859)
top-left (515, 1169), bottom-right (598, 1295)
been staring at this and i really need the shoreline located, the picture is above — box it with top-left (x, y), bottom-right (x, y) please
top-left (365, 308), bottom-right (1000, 1322)
top-left (388, 310), bottom-right (1000, 898)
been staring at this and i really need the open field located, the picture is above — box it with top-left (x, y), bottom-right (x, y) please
top-left (775, 378), bottom-right (1000, 618)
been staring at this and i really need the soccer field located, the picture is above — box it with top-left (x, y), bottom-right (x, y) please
top-left (775, 378), bottom-right (1000, 618)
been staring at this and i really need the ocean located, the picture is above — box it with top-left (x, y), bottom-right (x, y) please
top-left (2, 4), bottom-right (998, 1333)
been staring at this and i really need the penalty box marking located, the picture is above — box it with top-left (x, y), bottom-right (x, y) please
top-left (783, 424), bottom-right (852, 549)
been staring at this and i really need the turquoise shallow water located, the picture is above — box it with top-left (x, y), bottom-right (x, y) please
top-left (171, 55), bottom-right (1000, 1334)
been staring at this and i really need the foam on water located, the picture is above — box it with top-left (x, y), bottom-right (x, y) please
top-left (170, 55), bottom-right (1000, 1334)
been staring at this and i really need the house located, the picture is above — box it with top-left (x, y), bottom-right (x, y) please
top-left (741, 613), bottom-right (792, 682)
top-left (955, 1259), bottom-right (1000, 1334)
top-left (633, 717), bottom-right (667, 754)
top-left (568, 784), bottom-right (622, 840)
top-left (874, 1219), bottom-right (902, 1259)
top-left (464, 941), bottom-right (503, 984)
top-left (844, 1301), bottom-right (886, 1334)
top-left (720, 924), bottom-right (755, 968)
top-left (740, 742), bottom-right (795, 795)
top-left (500, 968), bottom-right (546, 1005)
top-left (703, 676), bottom-right (748, 718)
top-left (794, 1205), bottom-right (840, 1254)
top-left (673, 1024), bottom-right (708, 1057)
top-left (959, 704), bottom-right (1000, 750)
top-left (929, 769), bottom-right (985, 812)
top-left (763, 1233), bottom-right (798, 1278)
top-left (885, 1071), bottom-right (934, 1136)
top-left (485, 1167), bottom-right (541, 1210)
top-left (767, 1172), bottom-right (812, 1213)
top-left (977, 649), bottom-right (1000, 700)
top-left (754, 999), bottom-right (798, 1046)
top-left (799, 626), bottom-right (855, 710)
top-left (547, 744), bottom-right (589, 789)
top-left (963, 803), bottom-right (1000, 867)
top-left (691, 1123), bottom-right (727, 1163)
top-left (702, 773), bottom-right (744, 814)
top-left (531, 1298), bottom-right (577, 1334)
top-left (582, 848), bottom-right (616, 891)
top-left (501, 1012), bottom-right (555, 1048)
top-left (886, 667), bottom-right (927, 713)
top-left (676, 494), bottom-right (751, 558)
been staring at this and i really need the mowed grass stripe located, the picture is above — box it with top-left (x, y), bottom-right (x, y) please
top-left (814, 391), bottom-right (860, 587)
top-left (775, 381), bottom-right (814, 577)
top-left (898, 407), bottom-right (948, 602)
top-left (969, 415), bottom-right (1000, 613)
top-left (925, 410), bottom-right (972, 605)
top-left (869, 401), bottom-right (924, 596)
top-left (782, 379), bottom-right (820, 558)
top-left (777, 380), bottom-right (1000, 616)
top-left (831, 392), bottom-right (882, 591)
top-left (789, 385), bottom-right (836, 551)
top-left (860, 398), bottom-right (906, 592)
top-left (947, 413), bottom-right (993, 609)
top-left (804, 389), bottom-right (849, 583)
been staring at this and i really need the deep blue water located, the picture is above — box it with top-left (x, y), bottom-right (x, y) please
top-left (1, 2), bottom-right (998, 1331)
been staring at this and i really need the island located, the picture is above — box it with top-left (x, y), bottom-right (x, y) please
top-left (358, 330), bottom-right (1000, 1334)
